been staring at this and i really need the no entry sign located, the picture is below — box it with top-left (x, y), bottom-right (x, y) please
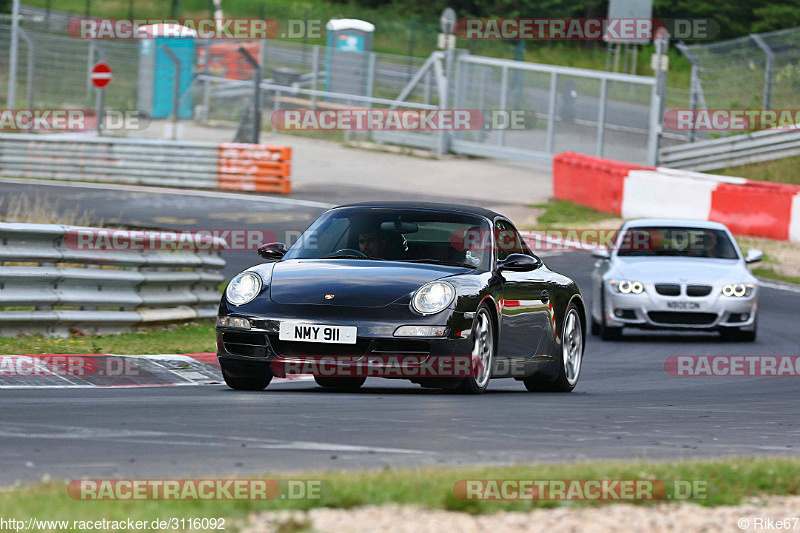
top-left (90, 62), bottom-right (113, 89)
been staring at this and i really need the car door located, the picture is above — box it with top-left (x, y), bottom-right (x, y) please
top-left (494, 218), bottom-right (552, 363)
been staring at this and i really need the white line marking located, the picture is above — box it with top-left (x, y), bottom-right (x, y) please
top-left (0, 177), bottom-right (333, 209)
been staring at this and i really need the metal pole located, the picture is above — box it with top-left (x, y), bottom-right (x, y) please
top-left (688, 64), bottom-right (699, 143)
top-left (237, 46), bottom-right (262, 144)
top-left (96, 87), bottom-right (105, 136)
top-left (7, 0), bottom-right (21, 108)
top-left (437, 46), bottom-right (455, 154)
top-left (311, 45), bottom-right (319, 110)
top-left (497, 65), bottom-right (508, 146)
top-left (545, 72), bottom-right (558, 154)
top-left (646, 81), bottom-right (660, 166)
top-left (596, 77), bottom-right (607, 157)
top-left (365, 52), bottom-right (376, 109)
top-left (750, 34), bottom-right (775, 110)
top-left (201, 40), bottom-right (211, 121)
top-left (18, 29), bottom-right (35, 109)
top-left (653, 33), bottom-right (670, 159)
top-left (160, 45), bottom-right (182, 140)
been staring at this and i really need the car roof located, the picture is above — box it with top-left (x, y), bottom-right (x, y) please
top-left (623, 218), bottom-right (730, 231)
top-left (333, 201), bottom-right (503, 220)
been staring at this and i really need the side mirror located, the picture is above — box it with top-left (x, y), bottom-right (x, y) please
top-left (592, 249), bottom-right (611, 260)
top-left (745, 249), bottom-right (763, 264)
top-left (498, 253), bottom-right (541, 272)
top-left (258, 242), bottom-right (287, 261)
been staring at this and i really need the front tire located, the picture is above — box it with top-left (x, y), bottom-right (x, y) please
top-left (599, 288), bottom-right (622, 341)
top-left (524, 304), bottom-right (584, 392)
top-left (314, 376), bottom-right (367, 389)
top-left (455, 306), bottom-right (495, 394)
top-left (721, 315), bottom-right (757, 342)
top-left (221, 365), bottom-right (272, 391)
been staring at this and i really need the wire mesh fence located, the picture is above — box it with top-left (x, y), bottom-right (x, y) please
top-left (678, 25), bottom-right (800, 111)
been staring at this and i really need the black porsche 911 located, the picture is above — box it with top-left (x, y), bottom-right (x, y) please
top-left (216, 202), bottom-right (586, 394)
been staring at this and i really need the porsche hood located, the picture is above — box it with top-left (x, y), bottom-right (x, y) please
top-left (268, 259), bottom-right (468, 307)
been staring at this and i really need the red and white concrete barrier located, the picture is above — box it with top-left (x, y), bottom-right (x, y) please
top-left (553, 152), bottom-right (800, 242)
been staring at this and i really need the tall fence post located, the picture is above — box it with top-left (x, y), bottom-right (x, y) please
top-left (497, 65), bottom-right (509, 146)
top-left (7, 0), bottom-right (21, 108)
top-left (311, 45), bottom-right (320, 110)
top-left (18, 29), bottom-right (35, 109)
top-left (750, 34), bottom-right (775, 110)
top-left (237, 46), bottom-right (262, 145)
top-left (596, 77), bottom-right (607, 157)
top-left (545, 71), bottom-right (558, 154)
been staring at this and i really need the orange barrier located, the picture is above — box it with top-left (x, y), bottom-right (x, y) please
top-left (552, 152), bottom-right (655, 215)
top-left (216, 143), bottom-right (292, 194)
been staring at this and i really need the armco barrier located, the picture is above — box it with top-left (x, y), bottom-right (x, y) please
top-left (553, 152), bottom-right (800, 242)
top-left (0, 134), bottom-right (292, 194)
top-left (0, 223), bottom-right (227, 337)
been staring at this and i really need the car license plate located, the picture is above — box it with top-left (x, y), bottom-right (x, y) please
top-left (666, 301), bottom-right (701, 310)
top-left (279, 323), bottom-right (357, 344)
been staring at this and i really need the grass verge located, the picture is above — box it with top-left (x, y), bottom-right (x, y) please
top-left (528, 200), bottom-right (619, 229)
top-left (710, 155), bottom-right (800, 186)
top-left (1, 457), bottom-right (799, 527)
top-left (0, 322), bottom-right (216, 355)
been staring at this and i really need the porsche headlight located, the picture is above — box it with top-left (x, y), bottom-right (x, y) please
top-left (611, 279), bottom-right (644, 294)
top-left (226, 272), bottom-right (262, 306)
top-left (722, 283), bottom-right (753, 297)
top-left (411, 281), bottom-right (456, 315)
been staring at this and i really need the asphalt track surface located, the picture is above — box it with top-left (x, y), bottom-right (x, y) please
top-left (1, 180), bottom-right (799, 484)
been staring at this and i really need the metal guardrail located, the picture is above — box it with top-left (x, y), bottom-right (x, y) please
top-left (0, 223), bottom-right (227, 337)
top-left (658, 127), bottom-right (800, 171)
top-left (0, 134), bottom-right (292, 193)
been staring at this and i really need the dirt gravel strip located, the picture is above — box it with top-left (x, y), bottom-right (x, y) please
top-left (243, 496), bottom-right (800, 533)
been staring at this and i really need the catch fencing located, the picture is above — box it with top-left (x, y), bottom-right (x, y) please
top-left (0, 223), bottom-right (227, 337)
top-left (0, 134), bottom-right (292, 193)
top-left (0, 20), bottom-right (662, 166)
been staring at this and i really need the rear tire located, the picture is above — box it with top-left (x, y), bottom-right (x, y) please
top-left (221, 365), bottom-right (272, 391)
top-left (314, 376), bottom-right (367, 389)
top-left (523, 304), bottom-right (584, 393)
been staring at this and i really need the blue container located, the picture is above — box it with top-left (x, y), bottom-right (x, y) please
top-left (138, 26), bottom-right (195, 119)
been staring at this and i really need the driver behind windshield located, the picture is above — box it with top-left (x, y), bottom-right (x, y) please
top-left (358, 230), bottom-right (388, 258)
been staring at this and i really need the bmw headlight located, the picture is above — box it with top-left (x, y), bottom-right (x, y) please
top-left (722, 283), bottom-right (754, 297)
top-left (226, 272), bottom-right (263, 306)
top-left (611, 279), bottom-right (644, 294)
top-left (411, 281), bottom-right (456, 315)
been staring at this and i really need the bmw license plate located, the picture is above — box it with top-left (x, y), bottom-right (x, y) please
top-left (279, 323), bottom-right (357, 344)
top-left (666, 301), bottom-right (701, 310)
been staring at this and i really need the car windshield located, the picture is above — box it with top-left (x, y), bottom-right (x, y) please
top-left (615, 227), bottom-right (739, 259)
top-left (284, 207), bottom-right (492, 270)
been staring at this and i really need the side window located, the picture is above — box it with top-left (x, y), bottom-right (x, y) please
top-left (495, 219), bottom-right (528, 261)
